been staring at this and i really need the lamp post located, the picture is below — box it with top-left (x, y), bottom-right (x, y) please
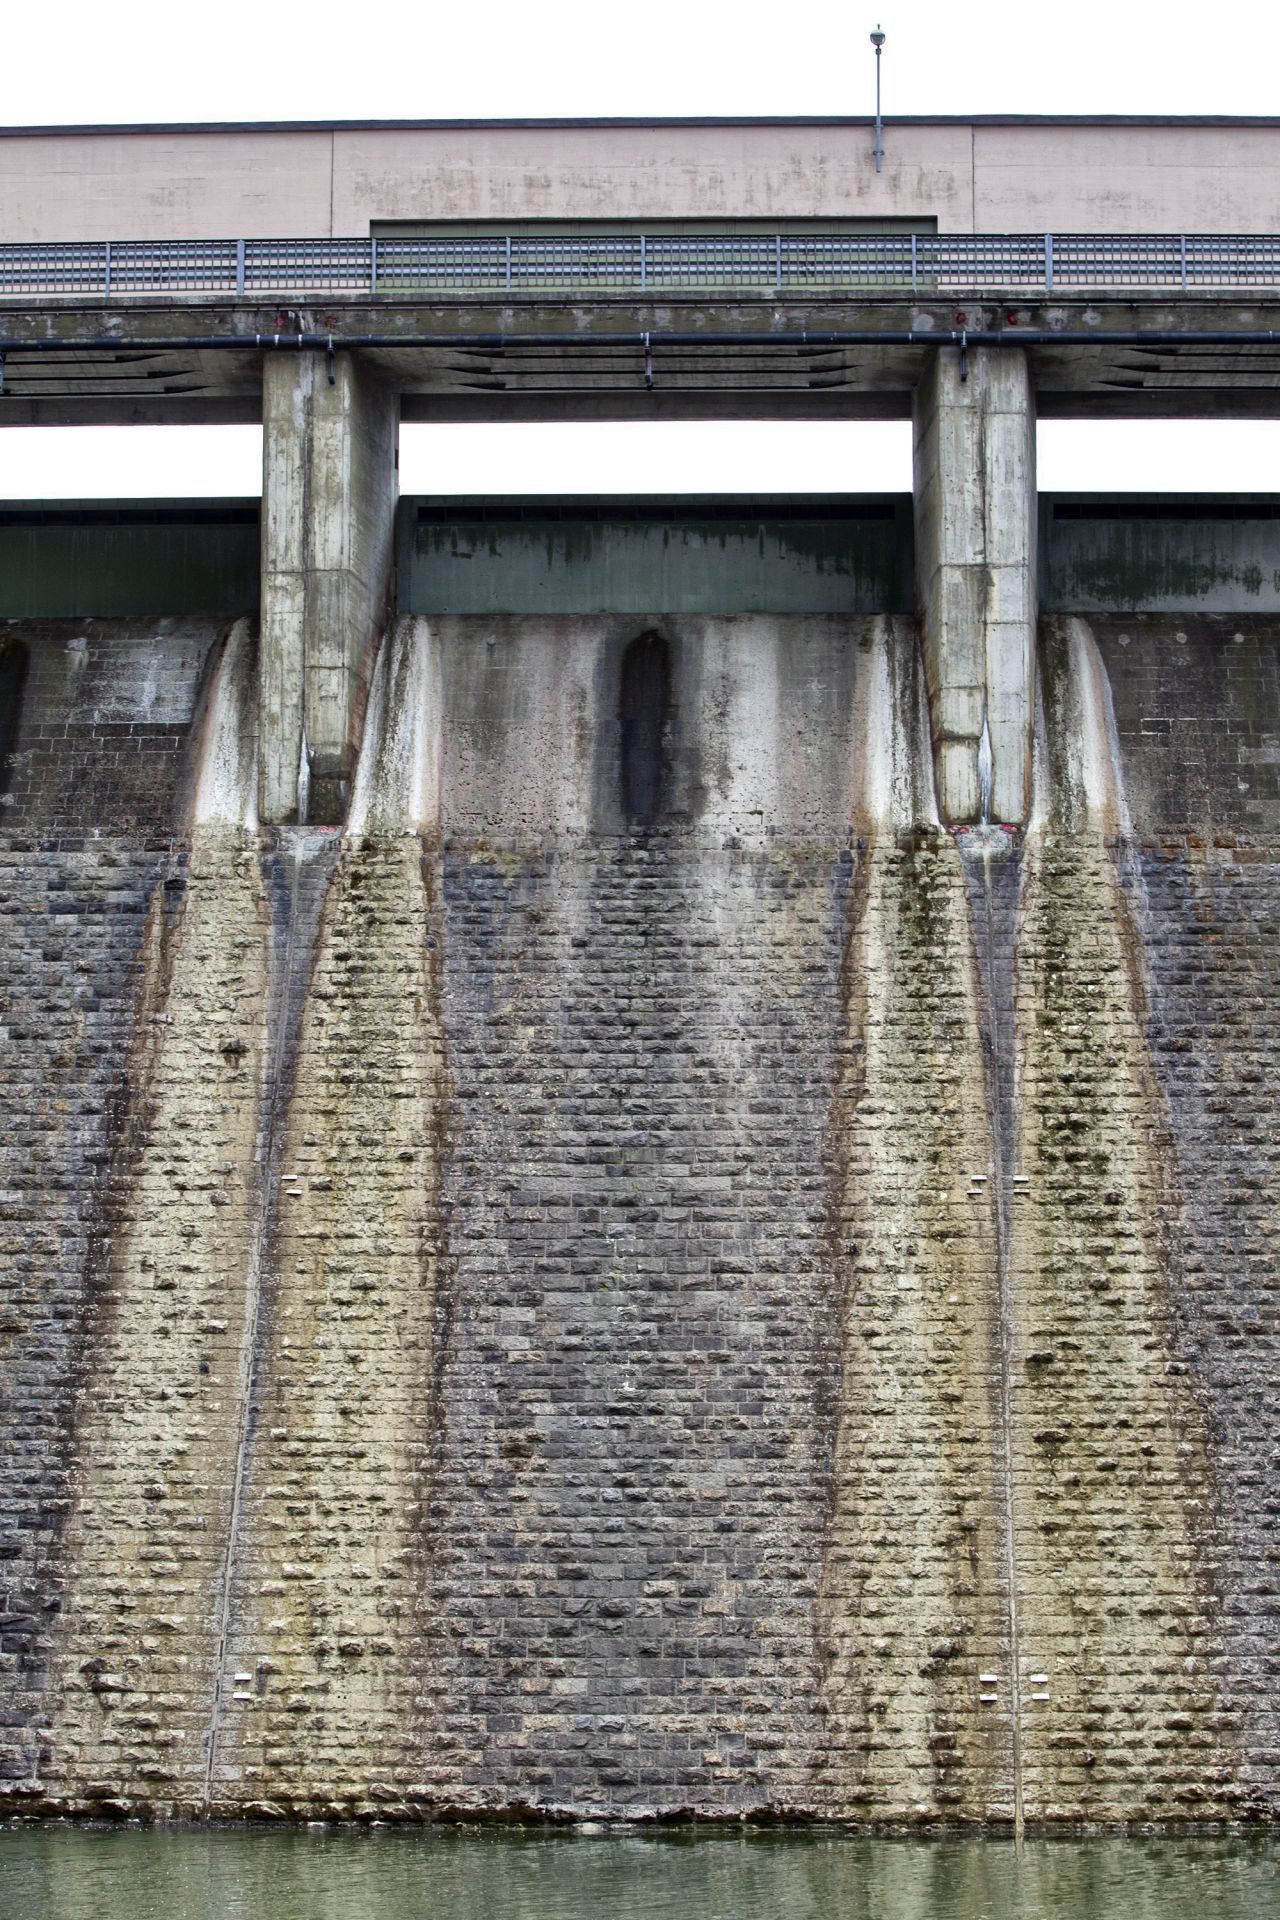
top-left (871, 26), bottom-right (886, 174)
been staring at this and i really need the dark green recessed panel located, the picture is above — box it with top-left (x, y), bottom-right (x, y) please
top-left (396, 495), bottom-right (915, 616)
top-left (1041, 494), bottom-right (1280, 613)
top-left (0, 502), bottom-right (260, 618)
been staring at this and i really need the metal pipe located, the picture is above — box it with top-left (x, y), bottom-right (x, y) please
top-left (871, 27), bottom-right (886, 173)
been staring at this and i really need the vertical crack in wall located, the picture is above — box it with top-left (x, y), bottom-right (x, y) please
top-left (818, 620), bottom-right (1016, 1822)
top-left (211, 621), bottom-right (445, 1816)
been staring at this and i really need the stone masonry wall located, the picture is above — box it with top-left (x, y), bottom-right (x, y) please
top-left (43, 825), bottom-right (269, 1816)
top-left (819, 827), bottom-right (1015, 1823)
top-left (1093, 613), bottom-right (1280, 1819)
top-left (0, 604), bottom-right (1277, 1823)
top-left (0, 619), bottom-right (215, 834)
top-left (0, 619), bottom-right (225, 1803)
top-left (215, 835), bottom-right (445, 1818)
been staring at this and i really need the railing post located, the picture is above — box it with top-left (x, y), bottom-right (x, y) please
top-left (1044, 232), bottom-right (1054, 294)
top-left (235, 238), bottom-right (246, 298)
top-left (1180, 234), bottom-right (1188, 292)
top-left (911, 231), bottom-right (919, 297)
top-left (639, 233), bottom-right (647, 293)
top-left (775, 233), bottom-right (782, 294)
top-left (370, 236), bottom-right (379, 296)
top-left (103, 241), bottom-right (112, 299)
top-left (504, 234), bottom-right (512, 293)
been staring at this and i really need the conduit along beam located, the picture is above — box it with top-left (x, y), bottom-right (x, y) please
top-left (8, 327), bottom-right (1280, 351)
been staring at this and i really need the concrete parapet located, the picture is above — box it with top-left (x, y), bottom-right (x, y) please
top-left (260, 351), bottom-right (398, 823)
top-left (913, 346), bottom-right (1036, 824)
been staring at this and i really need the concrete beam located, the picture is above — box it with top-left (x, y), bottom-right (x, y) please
top-left (8, 298), bottom-right (1280, 424)
top-left (260, 351), bottom-right (398, 823)
top-left (913, 346), bottom-right (1036, 825)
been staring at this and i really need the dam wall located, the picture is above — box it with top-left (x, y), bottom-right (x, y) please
top-left (0, 498), bottom-right (1277, 1824)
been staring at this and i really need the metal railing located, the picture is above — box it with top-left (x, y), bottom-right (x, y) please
top-left (3, 232), bottom-right (1280, 300)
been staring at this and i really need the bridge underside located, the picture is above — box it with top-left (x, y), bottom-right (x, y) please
top-left (3, 298), bottom-right (1280, 423)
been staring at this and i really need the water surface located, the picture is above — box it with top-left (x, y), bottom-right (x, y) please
top-left (2, 1828), bottom-right (1278, 1920)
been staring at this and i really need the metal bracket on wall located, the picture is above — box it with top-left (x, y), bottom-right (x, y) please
top-left (959, 330), bottom-right (969, 383)
top-left (643, 332), bottom-right (654, 391)
top-left (326, 335), bottom-right (336, 387)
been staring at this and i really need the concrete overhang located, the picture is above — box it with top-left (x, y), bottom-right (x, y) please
top-left (5, 297), bottom-right (1280, 425)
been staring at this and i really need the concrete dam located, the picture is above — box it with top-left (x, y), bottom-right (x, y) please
top-left (3, 107), bottom-right (1280, 1832)
top-left (0, 487), bottom-right (1277, 1827)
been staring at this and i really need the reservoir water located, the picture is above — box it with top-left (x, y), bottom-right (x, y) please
top-left (1, 1830), bottom-right (1278, 1920)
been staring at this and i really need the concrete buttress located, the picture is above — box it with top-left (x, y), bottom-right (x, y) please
top-left (260, 351), bottom-right (399, 823)
top-left (913, 347), bottom-right (1036, 825)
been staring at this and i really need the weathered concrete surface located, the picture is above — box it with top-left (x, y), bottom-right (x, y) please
top-left (260, 351), bottom-right (398, 826)
top-left (397, 498), bottom-right (914, 618)
top-left (0, 505), bottom-right (259, 622)
top-left (1042, 499), bottom-right (1280, 615)
top-left (914, 348), bottom-right (1037, 827)
top-left (0, 616), bottom-right (220, 832)
top-left (8, 310), bottom-right (1280, 430)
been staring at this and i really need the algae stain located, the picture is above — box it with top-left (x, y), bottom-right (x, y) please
top-left (44, 822), bottom-right (271, 1818)
top-left (818, 828), bottom-right (1013, 1822)
top-left (1005, 624), bottom-right (1235, 1819)
top-left (212, 832), bottom-right (446, 1818)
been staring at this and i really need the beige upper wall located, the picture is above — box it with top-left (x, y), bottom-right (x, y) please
top-left (0, 130), bottom-right (335, 241)
top-left (2, 118), bottom-right (1278, 242)
top-left (328, 123), bottom-right (975, 229)
top-left (971, 124), bottom-right (1280, 231)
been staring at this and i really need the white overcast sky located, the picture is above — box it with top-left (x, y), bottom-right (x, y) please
top-left (2, 0), bottom-right (1279, 498)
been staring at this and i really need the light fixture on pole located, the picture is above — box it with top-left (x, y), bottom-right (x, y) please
top-left (871, 25), bottom-right (886, 174)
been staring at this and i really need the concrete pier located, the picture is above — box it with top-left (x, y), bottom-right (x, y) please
top-left (913, 347), bottom-right (1036, 825)
top-left (260, 351), bottom-right (398, 823)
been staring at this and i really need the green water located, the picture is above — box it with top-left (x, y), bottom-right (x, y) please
top-left (1, 1829), bottom-right (1278, 1920)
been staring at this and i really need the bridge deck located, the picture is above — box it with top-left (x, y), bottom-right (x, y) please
top-left (3, 232), bottom-right (1280, 422)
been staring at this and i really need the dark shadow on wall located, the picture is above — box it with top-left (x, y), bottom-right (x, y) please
top-left (619, 630), bottom-right (671, 828)
top-left (0, 638), bottom-right (29, 798)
